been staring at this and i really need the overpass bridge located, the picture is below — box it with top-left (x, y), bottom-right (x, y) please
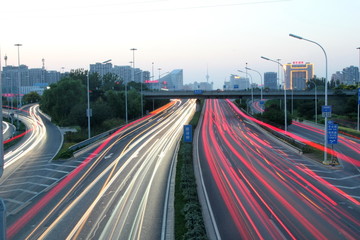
top-left (143, 89), bottom-right (357, 100)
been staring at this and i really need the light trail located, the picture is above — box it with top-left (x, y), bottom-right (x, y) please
top-left (8, 103), bottom-right (172, 239)
top-left (10, 100), bottom-right (195, 240)
top-left (197, 99), bottom-right (360, 239)
top-left (4, 105), bottom-right (46, 168)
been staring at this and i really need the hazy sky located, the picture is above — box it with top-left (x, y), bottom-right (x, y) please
top-left (1, 0), bottom-right (359, 88)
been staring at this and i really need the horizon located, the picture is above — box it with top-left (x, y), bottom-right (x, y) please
top-left (1, 0), bottom-right (359, 89)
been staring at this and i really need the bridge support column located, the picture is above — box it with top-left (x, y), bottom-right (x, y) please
top-left (196, 99), bottom-right (202, 112)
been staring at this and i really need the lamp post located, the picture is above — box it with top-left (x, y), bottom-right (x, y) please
top-left (130, 48), bottom-right (142, 117)
top-left (14, 44), bottom-right (22, 128)
top-left (261, 56), bottom-right (287, 132)
top-left (158, 68), bottom-right (162, 90)
top-left (246, 67), bottom-right (263, 114)
top-left (0, 48), bottom-right (4, 178)
top-left (86, 71), bottom-right (91, 139)
top-left (290, 33), bottom-right (329, 163)
top-left (238, 70), bottom-right (254, 114)
top-left (308, 80), bottom-right (318, 124)
top-left (357, 47), bottom-right (360, 132)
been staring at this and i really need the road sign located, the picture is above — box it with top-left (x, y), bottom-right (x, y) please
top-left (234, 85), bottom-right (239, 89)
top-left (183, 125), bottom-right (192, 142)
top-left (322, 105), bottom-right (332, 118)
top-left (259, 100), bottom-right (265, 105)
top-left (327, 120), bottom-right (338, 144)
top-left (194, 90), bottom-right (203, 94)
top-left (358, 88), bottom-right (360, 104)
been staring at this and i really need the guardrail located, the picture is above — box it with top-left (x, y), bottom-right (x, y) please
top-left (68, 125), bottom-right (124, 152)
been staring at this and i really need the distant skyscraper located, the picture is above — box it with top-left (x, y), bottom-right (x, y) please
top-left (89, 62), bottom-right (113, 78)
top-left (229, 74), bottom-right (249, 90)
top-left (331, 66), bottom-right (359, 85)
top-left (264, 72), bottom-right (277, 89)
top-left (158, 69), bottom-right (183, 90)
top-left (284, 62), bottom-right (314, 90)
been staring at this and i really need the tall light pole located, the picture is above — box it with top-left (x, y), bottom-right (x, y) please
top-left (238, 70), bottom-right (254, 114)
top-left (14, 44), bottom-right (22, 128)
top-left (261, 56), bottom-right (287, 132)
top-left (246, 67), bottom-right (264, 114)
top-left (308, 80), bottom-right (318, 124)
top-left (86, 71), bottom-right (91, 139)
top-left (158, 67), bottom-right (162, 90)
top-left (357, 47), bottom-right (360, 132)
top-left (130, 48), bottom-right (142, 117)
top-left (290, 33), bottom-right (328, 163)
top-left (0, 48), bottom-right (4, 178)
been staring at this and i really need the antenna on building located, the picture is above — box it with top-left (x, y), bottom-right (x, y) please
top-left (42, 58), bottom-right (45, 70)
top-left (4, 54), bottom-right (7, 66)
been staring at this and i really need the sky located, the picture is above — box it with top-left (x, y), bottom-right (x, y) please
top-left (1, 0), bottom-right (359, 89)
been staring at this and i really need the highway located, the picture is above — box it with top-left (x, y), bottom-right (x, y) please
top-left (196, 99), bottom-right (360, 239)
top-left (0, 104), bottom-right (63, 217)
top-left (6, 99), bottom-right (196, 239)
top-left (2, 121), bottom-right (15, 141)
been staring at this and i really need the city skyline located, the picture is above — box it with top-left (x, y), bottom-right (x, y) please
top-left (1, 0), bottom-right (359, 89)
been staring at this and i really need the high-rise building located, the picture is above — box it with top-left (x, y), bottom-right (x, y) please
top-left (284, 62), bottom-right (314, 90)
top-left (331, 66), bottom-right (359, 85)
top-left (1, 64), bottom-right (60, 96)
top-left (264, 72), bottom-right (277, 89)
top-left (158, 69), bottom-right (183, 90)
top-left (228, 74), bottom-right (249, 90)
top-left (89, 62), bottom-right (113, 78)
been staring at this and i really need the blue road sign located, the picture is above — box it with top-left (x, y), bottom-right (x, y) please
top-left (259, 100), bottom-right (265, 105)
top-left (327, 120), bottom-right (338, 144)
top-left (183, 125), bottom-right (193, 142)
top-left (194, 90), bottom-right (203, 94)
top-left (234, 85), bottom-right (239, 89)
top-left (322, 105), bottom-right (332, 118)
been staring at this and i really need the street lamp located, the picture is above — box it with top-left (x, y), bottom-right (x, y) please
top-left (238, 70), bottom-right (254, 114)
top-left (130, 48), bottom-right (142, 117)
top-left (158, 68), bottom-right (162, 90)
top-left (357, 47), bottom-right (360, 132)
top-left (0, 49), bottom-right (4, 178)
top-left (86, 71), bottom-right (91, 139)
top-left (290, 33), bottom-right (329, 163)
top-left (261, 56), bottom-right (288, 132)
top-left (14, 43), bottom-right (22, 128)
top-left (308, 80), bottom-right (318, 124)
top-left (245, 67), bottom-right (264, 114)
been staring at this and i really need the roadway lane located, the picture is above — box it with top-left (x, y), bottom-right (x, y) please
top-left (7, 99), bottom-right (196, 240)
top-left (289, 121), bottom-right (360, 172)
top-left (196, 99), bottom-right (360, 239)
top-left (0, 104), bottom-right (63, 217)
top-left (2, 121), bottom-right (15, 141)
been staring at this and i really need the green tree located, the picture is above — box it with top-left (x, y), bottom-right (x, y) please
top-left (40, 77), bottom-right (86, 125)
top-left (23, 91), bottom-right (41, 103)
top-left (105, 90), bottom-right (125, 118)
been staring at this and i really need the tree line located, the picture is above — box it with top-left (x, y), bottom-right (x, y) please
top-left (38, 69), bottom-right (168, 135)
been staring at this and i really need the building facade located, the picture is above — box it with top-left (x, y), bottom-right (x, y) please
top-left (1, 65), bottom-right (60, 97)
top-left (331, 66), bottom-right (359, 85)
top-left (157, 69), bottom-right (183, 90)
top-left (225, 74), bottom-right (250, 90)
top-left (264, 72), bottom-right (277, 89)
top-left (284, 62), bottom-right (314, 90)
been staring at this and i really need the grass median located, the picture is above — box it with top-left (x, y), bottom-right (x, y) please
top-left (174, 108), bottom-right (207, 240)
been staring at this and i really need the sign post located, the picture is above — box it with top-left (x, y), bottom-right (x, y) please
top-left (322, 105), bottom-right (332, 118)
top-left (327, 120), bottom-right (339, 165)
top-left (183, 125), bottom-right (193, 143)
top-left (327, 120), bottom-right (338, 144)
